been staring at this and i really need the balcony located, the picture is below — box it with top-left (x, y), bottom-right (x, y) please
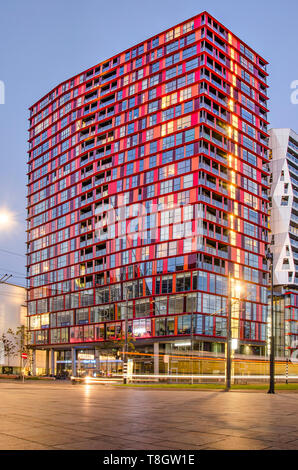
top-left (84, 91), bottom-right (98, 103)
top-left (80, 210), bottom-right (93, 220)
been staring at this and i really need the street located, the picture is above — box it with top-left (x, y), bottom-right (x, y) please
top-left (0, 381), bottom-right (298, 450)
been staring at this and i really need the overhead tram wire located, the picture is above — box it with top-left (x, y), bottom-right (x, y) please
top-left (0, 248), bottom-right (26, 258)
top-left (0, 267), bottom-right (27, 277)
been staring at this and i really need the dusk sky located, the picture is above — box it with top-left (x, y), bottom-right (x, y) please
top-left (0, 0), bottom-right (297, 286)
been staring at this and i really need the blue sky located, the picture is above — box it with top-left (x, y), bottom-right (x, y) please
top-left (0, 0), bottom-right (297, 286)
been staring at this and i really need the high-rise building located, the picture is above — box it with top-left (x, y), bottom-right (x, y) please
top-left (27, 12), bottom-right (270, 376)
top-left (269, 128), bottom-right (298, 357)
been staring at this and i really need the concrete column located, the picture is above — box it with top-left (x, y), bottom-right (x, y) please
top-left (77, 353), bottom-right (81, 377)
top-left (32, 349), bottom-right (37, 376)
top-left (154, 342), bottom-right (159, 377)
top-left (95, 348), bottom-right (100, 376)
top-left (50, 348), bottom-right (55, 376)
top-left (45, 350), bottom-right (50, 376)
top-left (71, 347), bottom-right (77, 377)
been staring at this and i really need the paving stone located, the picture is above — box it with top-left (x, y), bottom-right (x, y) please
top-left (0, 382), bottom-right (298, 450)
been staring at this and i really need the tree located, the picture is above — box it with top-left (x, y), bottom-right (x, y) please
top-left (115, 333), bottom-right (136, 356)
top-left (0, 326), bottom-right (30, 373)
top-left (15, 325), bottom-right (30, 356)
top-left (14, 326), bottom-right (31, 372)
top-left (94, 334), bottom-right (136, 375)
top-left (0, 330), bottom-right (17, 367)
top-left (94, 341), bottom-right (116, 376)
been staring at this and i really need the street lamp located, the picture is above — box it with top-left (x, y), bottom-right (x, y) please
top-left (225, 274), bottom-right (242, 392)
top-left (225, 273), bottom-right (232, 391)
top-left (191, 309), bottom-right (194, 384)
top-left (267, 250), bottom-right (275, 394)
top-left (122, 294), bottom-right (129, 384)
top-left (0, 209), bottom-right (15, 230)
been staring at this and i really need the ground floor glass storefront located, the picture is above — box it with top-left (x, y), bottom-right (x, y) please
top-left (52, 339), bottom-right (266, 378)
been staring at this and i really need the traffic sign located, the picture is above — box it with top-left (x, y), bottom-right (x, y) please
top-left (21, 353), bottom-right (28, 360)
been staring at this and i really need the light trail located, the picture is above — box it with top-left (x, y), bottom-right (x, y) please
top-left (78, 374), bottom-right (298, 383)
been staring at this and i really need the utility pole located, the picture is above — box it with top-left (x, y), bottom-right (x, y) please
top-left (225, 272), bottom-right (232, 391)
top-left (0, 274), bottom-right (12, 283)
top-left (191, 310), bottom-right (194, 385)
top-left (267, 250), bottom-right (275, 394)
top-left (123, 295), bottom-right (128, 384)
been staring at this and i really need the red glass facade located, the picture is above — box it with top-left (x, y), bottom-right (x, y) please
top-left (273, 291), bottom-right (298, 358)
top-left (27, 12), bottom-right (270, 358)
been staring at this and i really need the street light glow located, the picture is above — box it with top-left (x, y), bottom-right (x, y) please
top-left (0, 211), bottom-right (10, 225)
top-left (0, 209), bottom-right (15, 230)
top-left (234, 282), bottom-right (242, 299)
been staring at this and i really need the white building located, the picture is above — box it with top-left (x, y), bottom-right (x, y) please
top-left (0, 282), bottom-right (27, 372)
top-left (269, 128), bottom-right (298, 287)
top-left (0, 283), bottom-right (47, 374)
top-left (269, 128), bottom-right (298, 357)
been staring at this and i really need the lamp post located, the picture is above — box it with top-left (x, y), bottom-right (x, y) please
top-left (191, 310), bottom-right (194, 385)
top-left (225, 273), bottom-right (232, 391)
top-left (225, 274), bottom-right (242, 391)
top-left (123, 296), bottom-right (129, 384)
top-left (267, 250), bottom-right (275, 394)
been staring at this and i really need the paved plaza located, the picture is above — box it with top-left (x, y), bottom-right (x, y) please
top-left (0, 381), bottom-right (298, 450)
